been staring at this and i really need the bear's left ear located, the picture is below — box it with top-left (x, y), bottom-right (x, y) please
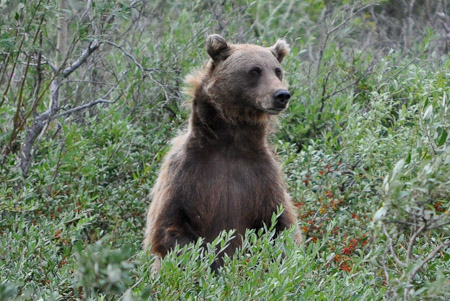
top-left (270, 39), bottom-right (290, 63)
top-left (206, 34), bottom-right (231, 62)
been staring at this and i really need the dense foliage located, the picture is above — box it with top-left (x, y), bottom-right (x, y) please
top-left (1, 0), bottom-right (449, 299)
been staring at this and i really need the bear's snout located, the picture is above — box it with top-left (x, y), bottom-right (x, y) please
top-left (273, 89), bottom-right (291, 108)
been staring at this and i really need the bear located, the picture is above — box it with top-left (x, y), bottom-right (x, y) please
top-left (144, 34), bottom-right (302, 272)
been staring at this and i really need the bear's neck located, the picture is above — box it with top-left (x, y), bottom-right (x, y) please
top-left (189, 95), bottom-right (271, 151)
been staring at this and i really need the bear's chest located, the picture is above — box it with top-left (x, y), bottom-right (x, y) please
top-left (176, 148), bottom-right (284, 237)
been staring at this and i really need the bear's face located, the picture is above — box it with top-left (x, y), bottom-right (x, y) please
top-left (205, 35), bottom-right (291, 115)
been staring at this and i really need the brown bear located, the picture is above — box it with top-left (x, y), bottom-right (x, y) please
top-left (144, 34), bottom-right (302, 272)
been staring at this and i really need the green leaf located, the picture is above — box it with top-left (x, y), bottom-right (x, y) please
top-left (392, 159), bottom-right (405, 179)
top-left (437, 129), bottom-right (447, 147)
top-left (405, 152), bottom-right (411, 164)
top-left (373, 205), bottom-right (388, 222)
top-left (423, 104), bottom-right (433, 120)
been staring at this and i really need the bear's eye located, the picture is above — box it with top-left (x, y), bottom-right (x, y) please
top-left (249, 67), bottom-right (262, 76)
top-left (275, 68), bottom-right (282, 79)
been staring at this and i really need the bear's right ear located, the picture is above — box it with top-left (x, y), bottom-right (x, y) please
top-left (206, 34), bottom-right (230, 62)
top-left (270, 39), bottom-right (290, 63)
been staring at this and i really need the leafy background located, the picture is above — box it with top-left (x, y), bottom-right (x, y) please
top-left (0, 0), bottom-right (449, 300)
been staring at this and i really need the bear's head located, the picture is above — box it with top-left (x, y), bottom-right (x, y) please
top-left (204, 34), bottom-right (291, 116)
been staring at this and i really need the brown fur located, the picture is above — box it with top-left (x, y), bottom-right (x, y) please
top-left (144, 35), bottom-right (301, 272)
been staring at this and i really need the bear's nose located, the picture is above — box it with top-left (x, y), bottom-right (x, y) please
top-left (273, 89), bottom-right (291, 107)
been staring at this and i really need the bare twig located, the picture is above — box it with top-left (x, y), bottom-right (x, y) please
top-left (404, 240), bottom-right (450, 300)
top-left (427, 220), bottom-right (450, 230)
top-left (316, 55), bottom-right (376, 124)
top-left (51, 98), bottom-right (117, 119)
top-left (33, 33), bottom-right (43, 119)
top-left (46, 142), bottom-right (66, 196)
top-left (0, 53), bottom-right (11, 98)
top-left (19, 113), bottom-right (49, 175)
top-left (437, 12), bottom-right (450, 39)
top-left (408, 240), bottom-right (449, 282)
top-left (317, 68), bottom-right (333, 122)
top-left (382, 224), bottom-right (407, 268)
top-left (380, 256), bottom-right (390, 282)
top-left (315, 3), bottom-right (376, 79)
top-left (56, 0), bottom-right (68, 65)
top-left (41, 55), bottom-right (58, 73)
top-left (118, 278), bottom-right (143, 300)
top-left (19, 39), bottom-right (101, 176)
top-left (13, 14), bottom-right (45, 136)
top-left (129, 0), bottom-right (143, 9)
top-left (385, 219), bottom-right (416, 227)
top-left (0, 0), bottom-right (44, 110)
top-left (406, 222), bottom-right (426, 263)
top-left (62, 40), bottom-right (100, 78)
top-left (378, 255), bottom-right (400, 299)
top-left (80, 0), bottom-right (93, 22)
top-left (329, 3), bottom-right (378, 36)
top-left (103, 40), bottom-right (154, 73)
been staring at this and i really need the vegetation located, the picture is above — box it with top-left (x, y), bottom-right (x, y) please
top-left (1, 0), bottom-right (449, 299)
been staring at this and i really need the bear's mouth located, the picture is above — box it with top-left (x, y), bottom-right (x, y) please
top-left (264, 107), bottom-right (285, 115)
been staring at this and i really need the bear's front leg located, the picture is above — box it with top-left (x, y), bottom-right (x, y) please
top-left (150, 226), bottom-right (198, 274)
top-left (151, 221), bottom-right (199, 257)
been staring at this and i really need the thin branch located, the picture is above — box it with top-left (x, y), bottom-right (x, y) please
top-left (316, 56), bottom-right (375, 125)
top-left (49, 78), bottom-right (60, 115)
top-left (324, 58), bottom-right (376, 101)
top-left (41, 55), bottom-right (58, 73)
top-left (19, 39), bottom-right (101, 176)
top-left (427, 220), bottom-right (450, 230)
top-left (315, 3), bottom-right (377, 77)
top-left (328, 3), bottom-right (378, 36)
top-left (386, 219), bottom-right (415, 226)
top-left (51, 98), bottom-right (117, 119)
top-left (380, 256), bottom-right (390, 282)
top-left (382, 224), bottom-right (407, 268)
top-left (376, 57), bottom-right (417, 93)
top-left (148, 75), bottom-right (170, 104)
top-left (32, 33), bottom-right (43, 119)
top-left (317, 66), bottom-right (333, 120)
top-left (379, 255), bottom-right (399, 299)
top-left (118, 274), bottom-right (143, 300)
top-left (408, 240), bottom-right (449, 282)
top-left (406, 223), bottom-right (426, 262)
top-left (130, 0), bottom-right (143, 8)
top-left (437, 12), bottom-right (450, 33)
top-left (80, 0), bottom-right (93, 22)
top-left (57, 0), bottom-right (68, 66)
top-left (103, 40), bottom-right (154, 73)
top-left (0, 53), bottom-right (11, 96)
top-left (62, 40), bottom-right (100, 78)
top-left (13, 14), bottom-right (45, 133)
top-left (0, 0), bottom-right (44, 109)
top-left (46, 142), bottom-right (66, 196)
top-left (405, 240), bottom-right (450, 300)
